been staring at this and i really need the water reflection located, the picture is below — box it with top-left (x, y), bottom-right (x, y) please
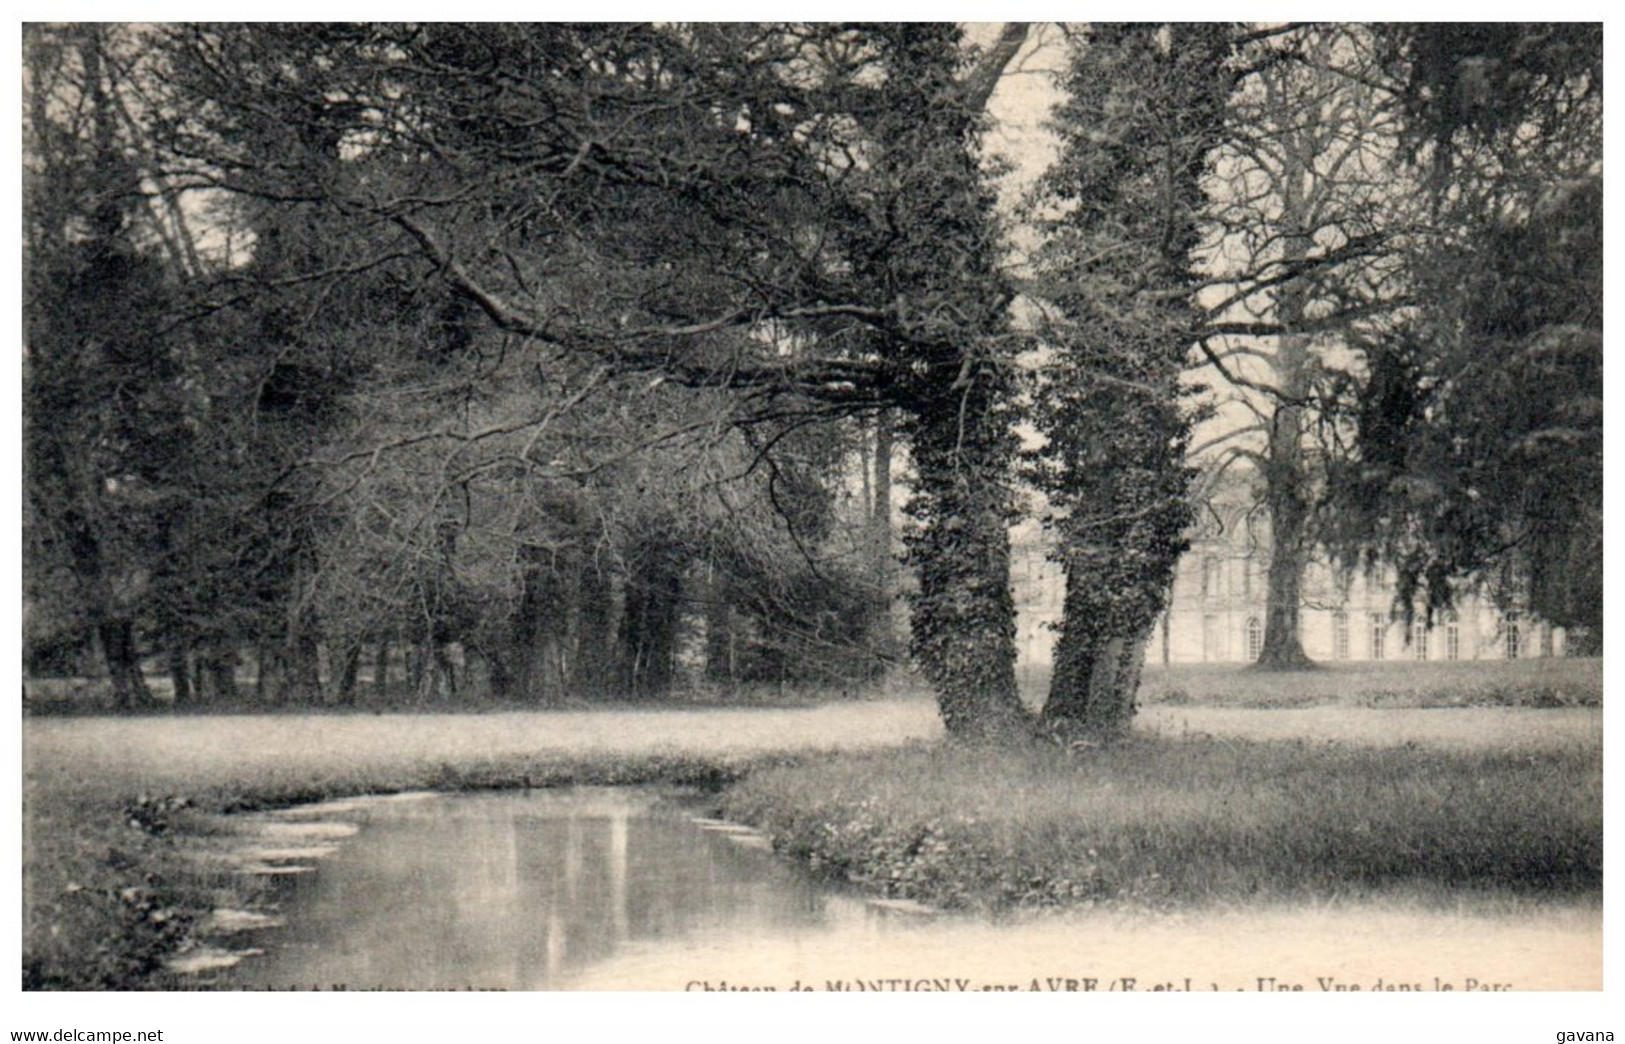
top-left (225, 788), bottom-right (877, 990)
top-left (221, 787), bottom-right (1602, 992)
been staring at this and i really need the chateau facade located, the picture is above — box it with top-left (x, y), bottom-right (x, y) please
top-left (1011, 506), bottom-right (1569, 668)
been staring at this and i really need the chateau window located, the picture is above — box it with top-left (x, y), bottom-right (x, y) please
top-left (1245, 617), bottom-right (1263, 662)
top-left (1504, 613), bottom-right (1522, 660)
top-left (1445, 621), bottom-right (1461, 661)
top-left (1370, 614), bottom-right (1387, 660)
top-left (1333, 612), bottom-right (1349, 660)
top-left (1412, 621), bottom-right (1429, 661)
top-left (1202, 614), bottom-right (1218, 662)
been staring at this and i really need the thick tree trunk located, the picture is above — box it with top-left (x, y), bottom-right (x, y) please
top-left (1040, 576), bottom-right (1151, 742)
top-left (1042, 570), bottom-right (1100, 729)
top-left (905, 378), bottom-right (1028, 743)
top-left (1032, 25), bottom-right (1236, 739)
top-left (1255, 456), bottom-right (1315, 669)
top-left (1254, 327), bottom-right (1313, 669)
top-left (1095, 630), bottom-right (1149, 736)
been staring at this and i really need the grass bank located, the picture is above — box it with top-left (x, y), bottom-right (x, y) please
top-left (23, 701), bottom-right (938, 990)
top-left (721, 733), bottom-right (1602, 913)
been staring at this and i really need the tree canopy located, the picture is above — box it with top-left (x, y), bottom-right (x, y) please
top-left (22, 22), bottom-right (1603, 737)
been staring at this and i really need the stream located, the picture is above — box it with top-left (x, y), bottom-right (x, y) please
top-left (206, 787), bottom-right (1600, 991)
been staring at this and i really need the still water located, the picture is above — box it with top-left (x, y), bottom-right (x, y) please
top-left (221, 788), bottom-right (899, 990)
top-left (219, 787), bottom-right (1600, 991)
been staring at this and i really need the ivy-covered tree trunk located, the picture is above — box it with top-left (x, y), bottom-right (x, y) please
top-left (858, 25), bottom-right (1031, 743)
top-left (1032, 24), bottom-right (1237, 739)
top-left (904, 358), bottom-right (1027, 743)
top-left (1039, 579), bottom-right (1151, 742)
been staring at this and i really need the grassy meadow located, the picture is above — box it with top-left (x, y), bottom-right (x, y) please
top-left (21, 658), bottom-right (1603, 989)
top-left (1135, 656), bottom-right (1602, 709)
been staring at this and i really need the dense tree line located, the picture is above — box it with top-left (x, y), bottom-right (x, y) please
top-left (22, 23), bottom-right (1602, 740)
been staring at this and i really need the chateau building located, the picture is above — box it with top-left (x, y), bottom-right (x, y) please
top-left (1011, 498), bottom-right (1568, 668)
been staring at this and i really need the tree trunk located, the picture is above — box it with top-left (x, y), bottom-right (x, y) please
top-left (167, 640), bottom-right (193, 707)
top-left (869, 409), bottom-right (897, 672)
top-left (1255, 460), bottom-right (1314, 669)
top-left (197, 642), bottom-right (238, 702)
top-left (254, 638), bottom-right (281, 704)
top-left (572, 563), bottom-right (617, 699)
top-left (1254, 320), bottom-right (1314, 668)
top-left (372, 638), bottom-right (390, 702)
top-left (434, 644), bottom-right (459, 701)
top-left (332, 642), bottom-right (361, 704)
top-left (616, 540), bottom-right (683, 700)
top-left (406, 642), bottom-right (427, 700)
top-left (283, 551), bottom-right (324, 701)
top-left (99, 617), bottom-right (151, 710)
top-left (483, 643), bottom-right (512, 700)
top-left (903, 370), bottom-right (1028, 743)
top-left (1039, 573), bottom-right (1150, 742)
top-left (511, 544), bottom-right (571, 704)
top-left (703, 566), bottom-right (736, 689)
top-left (285, 623), bottom-right (323, 703)
top-left (1092, 630), bottom-right (1148, 738)
top-left (1254, 102), bottom-right (1316, 671)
